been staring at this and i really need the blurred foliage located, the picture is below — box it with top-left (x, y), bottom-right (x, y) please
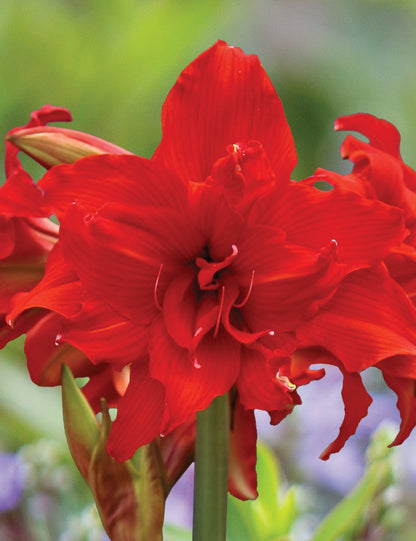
top-left (1, 0), bottom-right (416, 539)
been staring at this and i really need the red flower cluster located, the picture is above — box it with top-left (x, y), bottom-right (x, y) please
top-left (2, 41), bottom-right (416, 499)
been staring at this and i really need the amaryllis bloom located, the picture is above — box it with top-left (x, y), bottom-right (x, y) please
top-left (3, 42), bottom-right (416, 495)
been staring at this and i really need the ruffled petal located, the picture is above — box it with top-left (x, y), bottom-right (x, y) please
top-left (381, 373), bottom-right (416, 446)
top-left (334, 113), bottom-right (402, 157)
top-left (228, 396), bottom-right (258, 500)
top-left (107, 362), bottom-right (167, 461)
top-left (39, 154), bottom-right (188, 220)
top-left (153, 41), bottom-right (296, 184)
top-left (297, 267), bottom-right (416, 372)
top-left (339, 135), bottom-right (416, 220)
top-left (249, 181), bottom-right (406, 268)
top-left (319, 364), bottom-right (372, 460)
top-left (149, 315), bottom-right (240, 433)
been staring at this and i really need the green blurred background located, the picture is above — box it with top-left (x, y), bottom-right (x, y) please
top-left (1, 0), bottom-right (416, 539)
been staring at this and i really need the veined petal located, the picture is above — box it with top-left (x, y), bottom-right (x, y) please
top-left (249, 181), bottom-right (406, 268)
top-left (297, 267), bottom-right (416, 372)
top-left (235, 225), bottom-right (344, 332)
top-left (60, 298), bottom-right (148, 366)
top-left (107, 362), bottom-right (166, 462)
top-left (162, 270), bottom-right (197, 349)
top-left (153, 41), bottom-right (296, 184)
top-left (60, 203), bottom-right (203, 324)
top-left (228, 397), bottom-right (258, 500)
top-left (188, 183), bottom-right (243, 261)
top-left (149, 315), bottom-right (240, 433)
top-left (39, 154), bottom-right (188, 220)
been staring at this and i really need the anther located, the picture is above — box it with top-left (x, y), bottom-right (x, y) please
top-left (276, 370), bottom-right (296, 391)
top-left (154, 264), bottom-right (164, 311)
top-left (234, 270), bottom-right (255, 308)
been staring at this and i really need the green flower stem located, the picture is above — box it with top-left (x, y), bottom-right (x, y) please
top-left (193, 393), bottom-right (230, 541)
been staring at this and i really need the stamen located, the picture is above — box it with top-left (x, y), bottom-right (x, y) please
top-left (276, 370), bottom-right (296, 391)
top-left (234, 270), bottom-right (255, 308)
top-left (154, 264), bottom-right (164, 311)
top-left (213, 286), bottom-right (225, 338)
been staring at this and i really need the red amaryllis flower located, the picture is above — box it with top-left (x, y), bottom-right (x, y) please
top-left (4, 42), bottom-right (416, 493)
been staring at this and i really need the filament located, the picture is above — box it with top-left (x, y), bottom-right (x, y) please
top-left (154, 264), bottom-right (164, 311)
top-left (234, 270), bottom-right (255, 308)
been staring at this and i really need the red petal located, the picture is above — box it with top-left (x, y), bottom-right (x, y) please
top-left (228, 397), bottom-right (258, 500)
top-left (334, 113), bottom-right (401, 157)
top-left (107, 362), bottom-right (166, 461)
top-left (24, 312), bottom-right (91, 386)
top-left (149, 315), bottom-right (240, 433)
top-left (60, 203), bottom-right (203, 324)
top-left (249, 181), bottom-right (406, 268)
top-left (236, 347), bottom-right (295, 411)
top-left (319, 365), bottom-right (372, 460)
top-left (39, 154), bottom-right (188, 220)
top-left (340, 136), bottom-right (416, 219)
top-left (235, 225), bottom-right (343, 332)
top-left (382, 374), bottom-right (416, 446)
top-left (60, 298), bottom-right (148, 366)
top-left (153, 41), bottom-right (296, 184)
top-left (81, 365), bottom-right (128, 413)
top-left (297, 267), bottom-right (416, 371)
top-left (162, 270), bottom-right (197, 349)
top-left (188, 183), bottom-right (243, 261)
top-left (158, 414), bottom-right (196, 487)
top-left (0, 217), bottom-right (57, 311)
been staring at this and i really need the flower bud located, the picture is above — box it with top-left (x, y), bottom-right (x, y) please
top-left (7, 126), bottom-right (131, 169)
top-left (61, 365), bottom-right (167, 541)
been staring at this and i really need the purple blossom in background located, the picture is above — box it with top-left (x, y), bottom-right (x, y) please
top-left (0, 452), bottom-right (26, 513)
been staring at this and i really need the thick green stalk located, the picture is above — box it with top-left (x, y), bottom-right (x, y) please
top-left (192, 393), bottom-right (230, 541)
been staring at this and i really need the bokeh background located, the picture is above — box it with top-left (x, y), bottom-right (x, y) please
top-left (1, 0), bottom-right (416, 539)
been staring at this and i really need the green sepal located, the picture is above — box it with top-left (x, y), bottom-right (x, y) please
top-left (61, 364), bottom-right (167, 541)
top-left (61, 363), bottom-right (100, 481)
